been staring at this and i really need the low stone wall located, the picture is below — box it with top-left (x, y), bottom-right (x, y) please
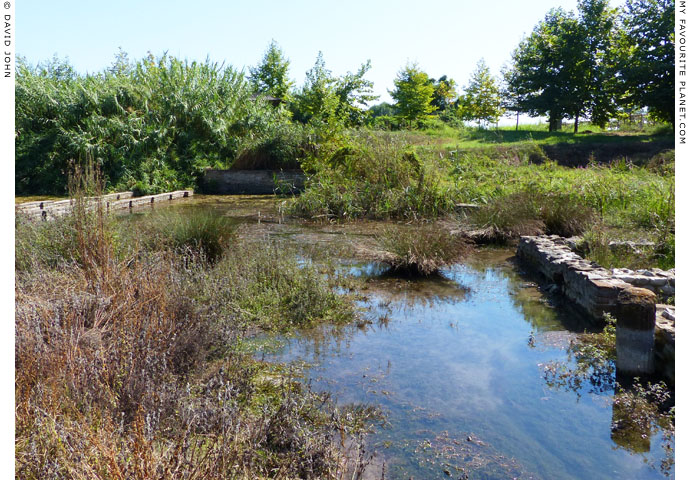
top-left (517, 235), bottom-right (674, 379)
top-left (201, 169), bottom-right (305, 195)
top-left (16, 190), bottom-right (193, 221)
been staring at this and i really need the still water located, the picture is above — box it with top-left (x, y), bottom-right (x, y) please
top-left (258, 254), bottom-right (672, 479)
top-left (156, 196), bottom-right (674, 479)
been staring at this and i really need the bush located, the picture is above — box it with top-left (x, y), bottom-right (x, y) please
top-left (367, 224), bottom-right (470, 275)
top-left (290, 131), bottom-right (457, 219)
top-left (137, 208), bottom-right (237, 263)
top-left (470, 191), bottom-right (595, 242)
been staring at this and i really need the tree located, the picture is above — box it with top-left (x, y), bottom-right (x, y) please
top-left (249, 40), bottom-right (294, 100)
top-left (500, 64), bottom-right (530, 131)
top-left (430, 75), bottom-right (458, 112)
top-left (333, 60), bottom-right (379, 125)
top-left (389, 63), bottom-right (437, 126)
top-left (504, 1), bottom-right (619, 131)
top-left (618, 0), bottom-right (674, 123)
top-left (290, 51), bottom-right (339, 124)
top-left (459, 59), bottom-right (503, 127)
top-left (109, 47), bottom-right (133, 76)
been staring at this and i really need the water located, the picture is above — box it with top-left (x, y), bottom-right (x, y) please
top-left (259, 254), bottom-right (673, 479)
top-left (148, 195), bottom-right (674, 479)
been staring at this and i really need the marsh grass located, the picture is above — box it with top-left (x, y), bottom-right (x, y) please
top-left (367, 224), bottom-right (471, 276)
top-left (136, 208), bottom-right (238, 263)
top-left (15, 168), bottom-right (377, 479)
top-left (291, 132), bottom-right (457, 219)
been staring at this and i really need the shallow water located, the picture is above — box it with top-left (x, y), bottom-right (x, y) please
top-left (260, 255), bottom-right (672, 479)
top-left (143, 195), bottom-right (674, 479)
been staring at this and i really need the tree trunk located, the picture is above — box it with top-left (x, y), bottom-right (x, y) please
top-left (548, 113), bottom-right (562, 132)
top-left (574, 112), bottom-right (580, 133)
top-left (516, 111), bottom-right (520, 131)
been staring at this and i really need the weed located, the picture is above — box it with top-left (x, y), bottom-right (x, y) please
top-left (137, 208), bottom-right (237, 263)
top-left (369, 224), bottom-right (470, 275)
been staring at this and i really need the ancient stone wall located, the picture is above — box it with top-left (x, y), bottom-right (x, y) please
top-left (517, 235), bottom-right (674, 378)
top-left (201, 169), bottom-right (305, 195)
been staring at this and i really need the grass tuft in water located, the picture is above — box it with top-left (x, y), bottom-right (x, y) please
top-left (370, 224), bottom-right (471, 276)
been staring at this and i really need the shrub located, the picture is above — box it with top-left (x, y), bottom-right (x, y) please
top-left (368, 224), bottom-right (470, 275)
top-left (137, 208), bottom-right (237, 263)
top-left (470, 192), bottom-right (544, 242)
top-left (470, 191), bottom-right (595, 241)
top-left (538, 194), bottom-right (595, 237)
top-left (290, 131), bottom-right (457, 219)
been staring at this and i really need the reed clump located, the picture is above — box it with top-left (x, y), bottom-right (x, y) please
top-left (368, 224), bottom-right (471, 276)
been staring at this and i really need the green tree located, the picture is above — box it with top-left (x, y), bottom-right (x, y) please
top-left (389, 63), bottom-right (437, 126)
top-left (248, 40), bottom-right (294, 100)
top-left (500, 64), bottom-right (530, 130)
top-left (619, 0), bottom-right (674, 123)
top-left (459, 59), bottom-right (503, 127)
top-left (430, 75), bottom-right (458, 112)
top-left (109, 47), bottom-right (133, 76)
top-left (505, 1), bottom-right (619, 131)
top-left (333, 60), bottom-right (379, 125)
top-left (290, 51), bottom-right (340, 125)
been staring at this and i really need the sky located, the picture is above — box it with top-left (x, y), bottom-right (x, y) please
top-left (19, 0), bottom-right (625, 108)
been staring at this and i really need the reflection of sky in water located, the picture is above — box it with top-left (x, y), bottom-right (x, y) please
top-left (260, 260), bottom-right (672, 480)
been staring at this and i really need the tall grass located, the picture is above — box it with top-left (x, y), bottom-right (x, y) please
top-left (291, 131), bottom-right (457, 219)
top-left (371, 224), bottom-right (471, 275)
top-left (15, 169), bottom-right (375, 478)
top-left (16, 54), bottom-right (295, 195)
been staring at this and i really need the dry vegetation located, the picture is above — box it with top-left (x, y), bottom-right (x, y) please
top-left (15, 169), bottom-right (381, 479)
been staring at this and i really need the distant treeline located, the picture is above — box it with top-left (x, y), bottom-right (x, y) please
top-left (15, 0), bottom-right (673, 194)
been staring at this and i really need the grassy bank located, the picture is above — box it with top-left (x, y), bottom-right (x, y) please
top-left (289, 127), bottom-right (674, 270)
top-left (15, 199), bottom-right (379, 479)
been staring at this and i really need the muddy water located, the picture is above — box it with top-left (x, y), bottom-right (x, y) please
top-left (164, 196), bottom-right (674, 479)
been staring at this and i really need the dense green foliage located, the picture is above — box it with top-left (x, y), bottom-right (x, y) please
top-left (16, 53), bottom-right (292, 195)
top-left (504, 0), bottom-right (674, 131)
top-left (618, 0), bottom-right (675, 123)
top-left (458, 59), bottom-right (504, 127)
top-left (290, 132), bottom-right (457, 219)
top-left (248, 39), bottom-right (294, 100)
top-left (389, 63), bottom-right (437, 126)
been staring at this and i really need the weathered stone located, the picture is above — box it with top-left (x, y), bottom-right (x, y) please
top-left (517, 235), bottom-right (664, 377)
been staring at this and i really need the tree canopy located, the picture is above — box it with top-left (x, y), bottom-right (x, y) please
top-left (459, 60), bottom-right (503, 127)
top-left (249, 40), bottom-right (294, 100)
top-left (618, 0), bottom-right (675, 123)
top-left (389, 63), bottom-right (437, 125)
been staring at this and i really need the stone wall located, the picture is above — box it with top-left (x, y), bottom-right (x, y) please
top-left (517, 235), bottom-right (674, 378)
top-left (16, 190), bottom-right (193, 221)
top-left (201, 169), bottom-right (305, 195)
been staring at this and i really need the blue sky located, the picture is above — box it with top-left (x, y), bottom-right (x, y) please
top-left (19, 0), bottom-right (625, 106)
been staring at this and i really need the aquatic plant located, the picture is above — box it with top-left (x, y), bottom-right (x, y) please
top-left (368, 223), bottom-right (470, 276)
top-left (137, 208), bottom-right (237, 264)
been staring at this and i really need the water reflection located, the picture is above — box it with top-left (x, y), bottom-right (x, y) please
top-left (260, 254), bottom-right (673, 479)
top-left (130, 196), bottom-right (673, 478)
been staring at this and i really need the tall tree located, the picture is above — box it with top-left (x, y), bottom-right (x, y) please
top-left (333, 60), bottom-right (379, 126)
top-left (430, 75), bottom-right (458, 112)
top-left (290, 51), bottom-right (339, 124)
top-left (389, 63), bottom-right (437, 126)
top-left (459, 60), bottom-right (503, 127)
top-left (500, 64), bottom-right (530, 131)
top-left (505, 1), bottom-right (619, 131)
top-left (249, 40), bottom-right (294, 100)
top-left (619, 0), bottom-right (674, 123)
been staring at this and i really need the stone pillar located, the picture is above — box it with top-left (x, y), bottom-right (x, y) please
top-left (614, 287), bottom-right (657, 376)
